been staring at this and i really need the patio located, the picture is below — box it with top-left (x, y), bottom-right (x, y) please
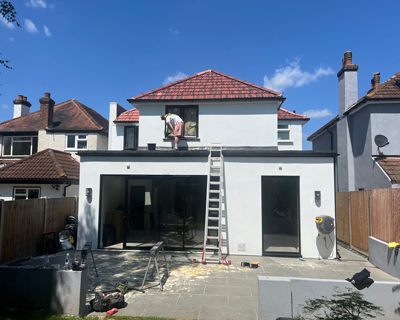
top-left (79, 245), bottom-right (399, 320)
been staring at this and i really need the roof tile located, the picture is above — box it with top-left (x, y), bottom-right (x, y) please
top-left (114, 108), bottom-right (139, 122)
top-left (130, 70), bottom-right (282, 101)
top-left (376, 158), bottom-right (400, 184)
top-left (278, 108), bottom-right (309, 120)
top-left (0, 149), bottom-right (79, 181)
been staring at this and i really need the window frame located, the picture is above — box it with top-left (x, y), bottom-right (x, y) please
top-left (124, 126), bottom-right (139, 150)
top-left (277, 122), bottom-right (291, 142)
top-left (164, 105), bottom-right (199, 139)
top-left (2, 136), bottom-right (38, 157)
top-left (13, 187), bottom-right (41, 200)
top-left (65, 134), bottom-right (88, 150)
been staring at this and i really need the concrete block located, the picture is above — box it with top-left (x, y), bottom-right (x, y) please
top-left (50, 268), bottom-right (88, 316)
top-left (258, 276), bottom-right (292, 320)
top-left (369, 236), bottom-right (400, 279)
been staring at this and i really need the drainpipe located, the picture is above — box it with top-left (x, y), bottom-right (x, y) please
top-left (63, 181), bottom-right (72, 197)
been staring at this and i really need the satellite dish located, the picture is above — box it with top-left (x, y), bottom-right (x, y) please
top-left (374, 135), bottom-right (389, 148)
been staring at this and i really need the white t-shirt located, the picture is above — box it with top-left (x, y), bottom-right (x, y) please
top-left (166, 114), bottom-right (183, 127)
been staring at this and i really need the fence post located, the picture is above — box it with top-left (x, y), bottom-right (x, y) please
top-left (75, 195), bottom-right (78, 215)
top-left (43, 197), bottom-right (48, 232)
top-left (0, 200), bottom-right (4, 262)
top-left (348, 194), bottom-right (353, 250)
top-left (369, 192), bottom-right (372, 237)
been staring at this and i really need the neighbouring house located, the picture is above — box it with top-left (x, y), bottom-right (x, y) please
top-left (0, 148), bottom-right (79, 200)
top-left (0, 93), bottom-right (109, 164)
top-left (308, 51), bottom-right (400, 191)
top-left (77, 69), bottom-right (336, 259)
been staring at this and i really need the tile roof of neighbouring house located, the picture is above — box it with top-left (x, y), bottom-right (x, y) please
top-left (278, 108), bottom-right (310, 121)
top-left (129, 70), bottom-right (283, 101)
top-left (346, 70), bottom-right (400, 114)
top-left (376, 158), bottom-right (400, 184)
top-left (0, 149), bottom-right (80, 182)
top-left (0, 99), bottom-right (108, 134)
top-left (114, 108), bottom-right (139, 122)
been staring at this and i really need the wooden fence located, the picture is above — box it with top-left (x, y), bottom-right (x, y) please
top-left (336, 189), bottom-right (400, 255)
top-left (0, 197), bottom-right (78, 264)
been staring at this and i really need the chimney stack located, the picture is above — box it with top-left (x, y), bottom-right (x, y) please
top-left (13, 94), bottom-right (31, 118)
top-left (39, 92), bottom-right (55, 129)
top-left (338, 51), bottom-right (359, 115)
top-left (371, 72), bottom-right (380, 89)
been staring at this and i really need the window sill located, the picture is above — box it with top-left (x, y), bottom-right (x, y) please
top-left (278, 140), bottom-right (294, 144)
top-left (163, 138), bottom-right (200, 142)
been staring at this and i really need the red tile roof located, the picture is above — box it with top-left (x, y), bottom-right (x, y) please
top-left (278, 108), bottom-right (309, 121)
top-left (376, 158), bottom-right (400, 184)
top-left (0, 149), bottom-right (79, 182)
top-left (346, 70), bottom-right (400, 113)
top-left (0, 99), bottom-right (108, 135)
top-left (114, 108), bottom-right (139, 122)
top-left (130, 70), bottom-right (283, 101)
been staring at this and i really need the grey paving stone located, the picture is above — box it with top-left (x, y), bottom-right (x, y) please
top-left (229, 294), bottom-right (258, 307)
top-left (199, 305), bottom-right (258, 320)
top-left (227, 277), bottom-right (257, 287)
top-left (142, 304), bottom-right (200, 319)
top-left (177, 293), bottom-right (229, 307)
top-left (205, 285), bottom-right (251, 296)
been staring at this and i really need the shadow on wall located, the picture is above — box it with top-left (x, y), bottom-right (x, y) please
top-left (316, 231), bottom-right (335, 259)
top-left (77, 199), bottom-right (98, 250)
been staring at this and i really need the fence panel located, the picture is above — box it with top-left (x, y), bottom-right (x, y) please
top-left (335, 192), bottom-right (350, 244)
top-left (372, 189), bottom-right (400, 243)
top-left (1, 197), bottom-right (77, 264)
top-left (1, 199), bottom-right (45, 264)
top-left (349, 190), bottom-right (370, 253)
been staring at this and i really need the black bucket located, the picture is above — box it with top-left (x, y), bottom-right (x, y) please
top-left (147, 143), bottom-right (156, 151)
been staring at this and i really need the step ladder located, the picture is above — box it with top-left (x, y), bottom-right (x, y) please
top-left (202, 143), bottom-right (223, 264)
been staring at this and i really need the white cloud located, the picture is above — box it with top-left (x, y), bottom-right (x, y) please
top-left (9, 37), bottom-right (15, 41)
top-left (24, 19), bottom-right (38, 34)
top-left (264, 58), bottom-right (334, 93)
top-left (302, 108), bottom-right (334, 118)
top-left (169, 28), bottom-right (180, 36)
top-left (44, 25), bottom-right (51, 36)
top-left (26, 0), bottom-right (47, 8)
top-left (1, 105), bottom-right (9, 109)
top-left (163, 71), bottom-right (188, 85)
top-left (1, 17), bottom-right (16, 29)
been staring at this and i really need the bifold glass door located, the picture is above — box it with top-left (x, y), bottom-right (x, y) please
top-left (262, 176), bottom-right (300, 256)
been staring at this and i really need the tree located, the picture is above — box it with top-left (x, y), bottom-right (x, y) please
top-left (1, 0), bottom-right (20, 70)
top-left (295, 287), bottom-right (384, 320)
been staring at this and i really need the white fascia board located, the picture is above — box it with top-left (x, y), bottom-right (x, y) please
top-left (372, 156), bottom-right (392, 183)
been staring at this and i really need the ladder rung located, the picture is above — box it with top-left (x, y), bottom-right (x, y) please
top-left (210, 181), bottom-right (220, 185)
top-left (207, 236), bottom-right (219, 240)
top-left (206, 245), bottom-right (219, 250)
top-left (210, 173), bottom-right (220, 177)
top-left (205, 257), bottom-right (219, 261)
top-left (211, 157), bottom-right (221, 160)
top-left (208, 226), bottom-right (219, 230)
top-left (209, 199), bottom-right (219, 202)
top-left (208, 217), bottom-right (219, 220)
top-left (210, 165), bottom-right (220, 168)
top-left (209, 190), bottom-right (219, 193)
top-left (209, 208), bottom-right (219, 212)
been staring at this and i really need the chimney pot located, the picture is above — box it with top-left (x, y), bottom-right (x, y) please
top-left (371, 72), bottom-right (380, 89)
top-left (18, 95), bottom-right (23, 100)
top-left (44, 92), bottom-right (51, 98)
top-left (344, 51), bottom-right (352, 65)
top-left (23, 96), bottom-right (27, 101)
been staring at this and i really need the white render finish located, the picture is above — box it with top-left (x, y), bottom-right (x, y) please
top-left (277, 121), bottom-right (304, 150)
top-left (77, 155), bottom-right (335, 259)
top-left (13, 102), bottom-right (30, 119)
top-left (108, 102), bottom-right (131, 151)
top-left (0, 183), bottom-right (79, 200)
top-left (37, 131), bottom-right (107, 160)
top-left (133, 101), bottom-right (280, 148)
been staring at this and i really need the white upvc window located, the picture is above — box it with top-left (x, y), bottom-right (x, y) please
top-left (3, 136), bottom-right (38, 156)
top-left (66, 134), bottom-right (88, 150)
top-left (14, 187), bottom-right (40, 200)
top-left (278, 123), bottom-right (290, 141)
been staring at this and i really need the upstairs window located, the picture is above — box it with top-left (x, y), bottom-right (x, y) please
top-left (278, 123), bottom-right (290, 141)
top-left (3, 136), bottom-right (38, 156)
top-left (14, 187), bottom-right (40, 200)
top-left (165, 106), bottom-right (198, 138)
top-left (124, 126), bottom-right (138, 150)
top-left (66, 134), bottom-right (87, 150)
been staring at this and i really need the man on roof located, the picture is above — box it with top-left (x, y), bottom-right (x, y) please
top-left (161, 113), bottom-right (184, 150)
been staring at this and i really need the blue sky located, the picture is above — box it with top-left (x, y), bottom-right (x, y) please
top-left (1, 0), bottom-right (399, 149)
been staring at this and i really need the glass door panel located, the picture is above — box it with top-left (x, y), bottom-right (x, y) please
top-left (262, 176), bottom-right (300, 256)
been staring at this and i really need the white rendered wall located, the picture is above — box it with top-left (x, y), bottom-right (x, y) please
top-left (77, 155), bottom-right (335, 259)
top-left (133, 101), bottom-right (279, 148)
top-left (224, 157), bottom-right (335, 258)
top-left (277, 121), bottom-right (304, 150)
top-left (0, 183), bottom-right (79, 200)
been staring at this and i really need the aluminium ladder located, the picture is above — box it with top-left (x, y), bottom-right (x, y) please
top-left (202, 143), bottom-right (224, 264)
